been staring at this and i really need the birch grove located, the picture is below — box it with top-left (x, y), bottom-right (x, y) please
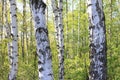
top-left (1, 0), bottom-right (120, 80)
top-left (29, 0), bottom-right (54, 80)
top-left (87, 0), bottom-right (107, 80)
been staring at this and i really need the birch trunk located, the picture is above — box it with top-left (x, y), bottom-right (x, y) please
top-left (1, 0), bottom-right (4, 40)
top-left (77, 0), bottom-right (81, 57)
top-left (30, 0), bottom-right (54, 80)
top-left (87, 0), bottom-right (107, 80)
top-left (21, 28), bottom-right (24, 60)
top-left (51, 0), bottom-right (59, 49)
top-left (65, 0), bottom-right (69, 58)
top-left (30, 7), bottom-right (33, 51)
top-left (0, 1), bottom-right (2, 41)
top-left (9, 0), bottom-right (18, 80)
top-left (58, 0), bottom-right (64, 79)
top-left (22, 0), bottom-right (26, 61)
top-left (1, 0), bottom-right (4, 65)
top-left (71, 0), bottom-right (75, 57)
top-left (4, 0), bottom-right (11, 64)
top-left (51, 0), bottom-right (64, 79)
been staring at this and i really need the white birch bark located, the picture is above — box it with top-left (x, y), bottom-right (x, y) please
top-left (51, 0), bottom-right (59, 49)
top-left (58, 0), bottom-right (64, 80)
top-left (51, 0), bottom-right (64, 79)
top-left (30, 0), bottom-right (54, 80)
top-left (87, 0), bottom-right (107, 80)
top-left (9, 0), bottom-right (18, 80)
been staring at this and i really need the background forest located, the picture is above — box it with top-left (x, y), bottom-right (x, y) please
top-left (0, 0), bottom-right (120, 80)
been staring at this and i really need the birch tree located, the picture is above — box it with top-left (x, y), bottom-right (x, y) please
top-left (1, 0), bottom-right (4, 65)
top-left (1, 0), bottom-right (4, 40)
top-left (22, 0), bottom-right (26, 61)
top-left (51, 0), bottom-right (64, 79)
top-left (77, 0), bottom-right (81, 57)
top-left (58, 0), bottom-right (64, 79)
top-left (9, 0), bottom-right (18, 79)
top-left (65, 0), bottom-right (69, 58)
top-left (4, 0), bottom-right (11, 68)
top-left (51, 0), bottom-right (59, 48)
top-left (87, 0), bottom-right (107, 80)
top-left (29, 0), bottom-right (54, 80)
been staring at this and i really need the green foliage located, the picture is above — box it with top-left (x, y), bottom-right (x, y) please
top-left (0, 0), bottom-right (120, 80)
top-left (64, 55), bottom-right (89, 80)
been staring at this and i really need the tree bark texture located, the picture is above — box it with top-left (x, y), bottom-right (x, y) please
top-left (58, 0), bottom-right (64, 80)
top-left (51, 0), bottom-right (64, 79)
top-left (51, 0), bottom-right (59, 49)
top-left (87, 0), bottom-right (107, 80)
top-left (9, 0), bottom-right (18, 80)
top-left (30, 0), bottom-right (54, 80)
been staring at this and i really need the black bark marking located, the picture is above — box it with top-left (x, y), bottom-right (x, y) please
top-left (53, 7), bottom-right (59, 13)
top-left (35, 16), bottom-right (40, 24)
top-left (47, 55), bottom-right (52, 60)
top-left (38, 61), bottom-right (42, 64)
top-left (12, 14), bottom-right (17, 17)
top-left (46, 46), bottom-right (50, 50)
top-left (30, 0), bottom-right (46, 14)
top-left (48, 73), bottom-right (53, 76)
top-left (87, 4), bottom-right (92, 7)
top-left (39, 67), bottom-right (44, 72)
top-left (89, 19), bottom-right (95, 29)
top-left (36, 27), bottom-right (48, 36)
top-left (9, 56), bottom-right (14, 59)
top-left (39, 49), bottom-right (45, 55)
top-left (11, 3), bottom-right (16, 6)
top-left (12, 26), bottom-right (16, 28)
top-left (40, 38), bottom-right (47, 42)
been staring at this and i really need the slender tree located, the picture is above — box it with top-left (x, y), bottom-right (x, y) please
top-left (87, 0), bottom-right (107, 80)
top-left (29, 0), bottom-right (54, 80)
top-left (58, 0), bottom-right (64, 79)
top-left (4, 0), bottom-right (11, 64)
top-left (51, 0), bottom-right (59, 49)
top-left (0, 1), bottom-right (2, 42)
top-left (77, 0), bottom-right (81, 57)
top-left (109, 0), bottom-right (113, 79)
top-left (0, 1), bottom-right (1, 49)
top-left (71, 0), bottom-right (75, 57)
top-left (1, 0), bottom-right (4, 65)
top-left (46, 0), bottom-right (49, 25)
top-left (24, 0), bottom-right (29, 63)
top-left (51, 0), bottom-right (64, 79)
top-left (0, 1), bottom-right (5, 78)
top-left (9, 0), bottom-right (18, 79)
top-left (1, 0), bottom-right (4, 40)
top-left (65, 0), bottom-right (69, 58)
top-left (22, 0), bottom-right (26, 61)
